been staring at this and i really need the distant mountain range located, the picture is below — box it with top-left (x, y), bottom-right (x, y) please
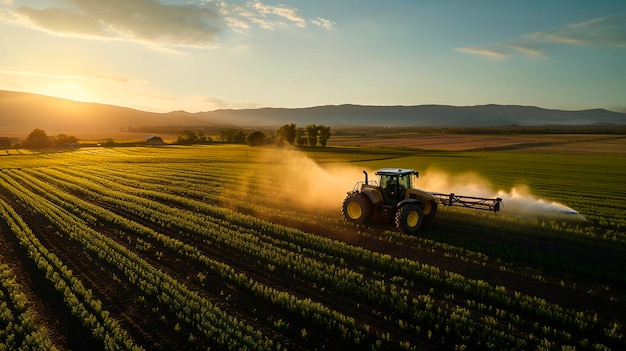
top-left (200, 104), bottom-right (626, 127)
top-left (1, 90), bottom-right (625, 136)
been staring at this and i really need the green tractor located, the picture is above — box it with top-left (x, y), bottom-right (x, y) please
top-left (342, 168), bottom-right (501, 235)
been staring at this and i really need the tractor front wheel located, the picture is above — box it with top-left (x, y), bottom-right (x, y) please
top-left (395, 203), bottom-right (424, 235)
top-left (342, 192), bottom-right (373, 224)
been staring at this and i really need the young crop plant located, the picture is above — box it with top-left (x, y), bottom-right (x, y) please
top-left (0, 261), bottom-right (58, 350)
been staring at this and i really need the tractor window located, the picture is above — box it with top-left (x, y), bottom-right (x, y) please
top-left (381, 174), bottom-right (411, 191)
top-left (381, 175), bottom-right (395, 190)
top-left (398, 175), bottom-right (411, 189)
top-left (380, 174), bottom-right (409, 202)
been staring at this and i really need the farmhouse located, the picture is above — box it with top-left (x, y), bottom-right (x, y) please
top-left (145, 135), bottom-right (164, 145)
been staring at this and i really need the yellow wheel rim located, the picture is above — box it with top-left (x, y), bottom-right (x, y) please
top-left (406, 210), bottom-right (419, 227)
top-left (423, 202), bottom-right (432, 215)
top-left (347, 202), bottom-right (362, 219)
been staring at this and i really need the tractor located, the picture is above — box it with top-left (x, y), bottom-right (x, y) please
top-left (342, 168), bottom-right (502, 235)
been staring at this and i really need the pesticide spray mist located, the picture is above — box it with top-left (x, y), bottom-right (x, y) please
top-left (257, 148), bottom-right (582, 218)
top-left (417, 168), bottom-right (583, 217)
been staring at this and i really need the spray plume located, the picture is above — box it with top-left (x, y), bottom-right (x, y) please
top-left (259, 149), bottom-right (582, 218)
top-left (418, 168), bottom-right (582, 217)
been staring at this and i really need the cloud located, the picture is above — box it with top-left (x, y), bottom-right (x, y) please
top-left (249, 1), bottom-right (306, 28)
top-left (455, 42), bottom-right (548, 61)
top-left (454, 46), bottom-right (509, 60)
top-left (524, 13), bottom-right (626, 46)
top-left (12, 0), bottom-right (222, 47)
top-left (311, 17), bottom-right (335, 31)
top-left (456, 13), bottom-right (626, 61)
top-left (4, 0), bottom-right (334, 47)
top-left (506, 43), bottom-right (547, 60)
top-left (220, 1), bottom-right (334, 33)
top-left (16, 7), bottom-right (106, 36)
top-left (223, 16), bottom-right (251, 34)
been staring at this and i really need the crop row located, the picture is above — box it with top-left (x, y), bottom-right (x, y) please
top-left (16, 167), bottom-right (489, 349)
top-left (0, 171), bottom-right (277, 351)
top-left (76, 160), bottom-right (626, 286)
top-left (40, 167), bottom-right (597, 326)
top-left (77, 163), bottom-right (496, 269)
top-left (3, 146), bottom-right (625, 349)
top-left (17, 166), bottom-right (621, 349)
top-left (0, 195), bottom-right (142, 351)
top-left (0, 257), bottom-right (57, 350)
top-left (16, 168), bottom-right (369, 348)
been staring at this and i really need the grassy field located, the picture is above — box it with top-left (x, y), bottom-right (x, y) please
top-left (0, 142), bottom-right (624, 350)
top-left (329, 133), bottom-right (626, 155)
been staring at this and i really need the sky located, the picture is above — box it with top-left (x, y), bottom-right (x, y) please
top-left (1, 0), bottom-right (625, 113)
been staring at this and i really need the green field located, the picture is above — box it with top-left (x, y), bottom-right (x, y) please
top-left (0, 144), bottom-right (624, 350)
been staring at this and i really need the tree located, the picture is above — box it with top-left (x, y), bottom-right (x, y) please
top-left (246, 131), bottom-right (267, 146)
top-left (305, 124), bottom-right (318, 147)
top-left (220, 129), bottom-right (246, 143)
top-left (55, 134), bottom-right (78, 147)
top-left (295, 128), bottom-right (307, 147)
top-left (317, 125), bottom-right (331, 147)
top-left (196, 130), bottom-right (212, 143)
top-left (177, 130), bottom-right (199, 145)
top-left (233, 130), bottom-right (246, 143)
top-left (23, 128), bottom-right (53, 149)
top-left (0, 137), bottom-right (11, 148)
top-left (102, 138), bottom-right (116, 147)
top-left (276, 123), bottom-right (297, 145)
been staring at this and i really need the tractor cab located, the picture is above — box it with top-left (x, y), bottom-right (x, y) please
top-left (376, 168), bottom-right (418, 203)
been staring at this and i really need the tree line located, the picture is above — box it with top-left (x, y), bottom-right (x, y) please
top-left (177, 124), bottom-right (331, 147)
top-left (2, 128), bottom-right (79, 149)
top-left (7, 124), bottom-right (331, 149)
top-left (275, 124), bottom-right (331, 147)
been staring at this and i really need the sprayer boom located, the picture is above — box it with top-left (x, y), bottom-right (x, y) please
top-left (431, 192), bottom-right (502, 212)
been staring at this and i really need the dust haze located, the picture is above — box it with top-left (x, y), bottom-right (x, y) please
top-left (262, 149), bottom-right (582, 218)
top-left (262, 148), bottom-right (367, 211)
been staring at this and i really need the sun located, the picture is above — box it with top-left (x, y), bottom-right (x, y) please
top-left (45, 83), bottom-right (89, 103)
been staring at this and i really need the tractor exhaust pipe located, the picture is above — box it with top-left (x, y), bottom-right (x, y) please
top-left (363, 170), bottom-right (368, 184)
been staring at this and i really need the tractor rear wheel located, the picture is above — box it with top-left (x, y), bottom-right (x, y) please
top-left (342, 192), bottom-right (373, 224)
top-left (395, 203), bottom-right (424, 235)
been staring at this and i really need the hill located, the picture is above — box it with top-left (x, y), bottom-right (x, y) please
top-left (198, 104), bottom-right (626, 127)
top-left (1, 90), bottom-right (625, 137)
top-left (0, 90), bottom-right (212, 136)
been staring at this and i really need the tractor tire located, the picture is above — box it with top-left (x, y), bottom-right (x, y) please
top-left (342, 192), bottom-right (373, 224)
top-left (423, 201), bottom-right (438, 224)
top-left (395, 203), bottom-right (424, 235)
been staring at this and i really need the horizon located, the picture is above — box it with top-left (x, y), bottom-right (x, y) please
top-left (1, 1), bottom-right (626, 114)
top-left (4, 89), bottom-right (626, 115)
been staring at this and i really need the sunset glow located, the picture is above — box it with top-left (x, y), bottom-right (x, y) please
top-left (45, 83), bottom-right (88, 103)
top-left (1, 1), bottom-right (625, 113)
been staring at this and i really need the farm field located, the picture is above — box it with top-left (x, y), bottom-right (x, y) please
top-left (0, 142), bottom-right (624, 350)
top-left (329, 133), bottom-right (626, 155)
